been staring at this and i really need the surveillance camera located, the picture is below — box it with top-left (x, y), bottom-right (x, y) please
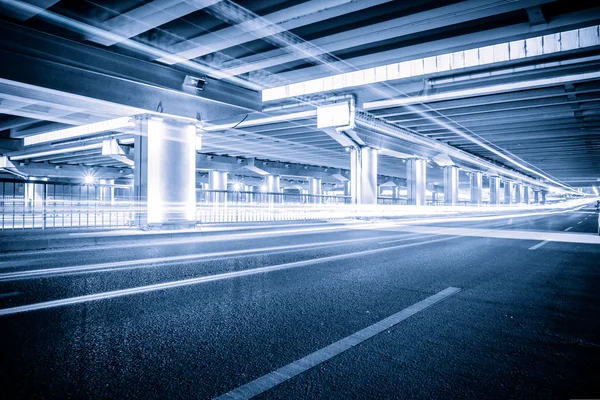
top-left (184, 75), bottom-right (207, 92)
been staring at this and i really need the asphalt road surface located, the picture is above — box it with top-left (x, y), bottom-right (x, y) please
top-left (1, 205), bottom-right (599, 399)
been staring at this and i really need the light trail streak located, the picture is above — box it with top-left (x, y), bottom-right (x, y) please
top-left (0, 232), bottom-right (433, 281)
top-left (0, 235), bottom-right (460, 316)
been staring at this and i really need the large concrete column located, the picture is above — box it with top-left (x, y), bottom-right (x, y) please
top-left (25, 182), bottom-right (45, 211)
top-left (343, 181), bottom-right (352, 204)
top-left (265, 174), bottom-right (280, 203)
top-left (134, 118), bottom-right (196, 227)
top-left (534, 190), bottom-right (540, 204)
top-left (350, 147), bottom-right (378, 205)
top-left (406, 159), bottom-right (426, 205)
top-left (470, 171), bottom-right (483, 205)
top-left (99, 179), bottom-right (115, 204)
top-left (443, 166), bottom-right (459, 205)
top-left (208, 170), bottom-right (228, 204)
top-left (489, 177), bottom-right (501, 205)
top-left (391, 186), bottom-right (400, 200)
top-left (541, 190), bottom-right (547, 205)
top-left (515, 183), bottom-right (522, 204)
top-left (308, 177), bottom-right (322, 204)
top-left (503, 181), bottom-right (513, 205)
top-left (523, 186), bottom-right (530, 204)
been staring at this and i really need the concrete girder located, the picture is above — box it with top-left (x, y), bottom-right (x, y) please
top-left (159, 0), bottom-right (386, 64)
top-left (102, 139), bottom-right (134, 167)
top-left (87, 0), bottom-right (222, 46)
top-left (0, 156), bottom-right (131, 180)
top-left (0, 21), bottom-right (260, 120)
top-left (275, 7), bottom-right (600, 82)
top-left (225, 0), bottom-right (556, 76)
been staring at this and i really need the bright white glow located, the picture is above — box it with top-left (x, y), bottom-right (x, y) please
top-left (84, 174), bottom-right (95, 185)
top-left (260, 185), bottom-right (268, 193)
top-left (316, 101), bottom-right (351, 128)
top-left (233, 182), bottom-right (242, 191)
top-left (24, 117), bottom-right (134, 146)
top-left (196, 135), bottom-right (203, 151)
top-left (262, 24), bottom-right (600, 102)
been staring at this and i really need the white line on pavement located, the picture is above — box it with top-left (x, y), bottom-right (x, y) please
top-left (0, 236), bottom-right (459, 317)
top-left (0, 292), bottom-right (21, 299)
top-left (0, 233), bottom-right (427, 281)
top-left (564, 227), bottom-right (573, 232)
top-left (214, 287), bottom-right (461, 400)
top-left (529, 241), bottom-right (550, 250)
top-left (577, 221), bottom-right (583, 224)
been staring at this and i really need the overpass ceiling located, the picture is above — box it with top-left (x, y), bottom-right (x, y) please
top-left (0, 0), bottom-right (598, 188)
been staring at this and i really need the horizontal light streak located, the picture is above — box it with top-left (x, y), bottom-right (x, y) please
top-left (0, 235), bottom-right (460, 316)
top-left (262, 24), bottom-right (600, 102)
top-left (0, 232), bottom-right (429, 281)
top-left (201, 110), bottom-right (316, 131)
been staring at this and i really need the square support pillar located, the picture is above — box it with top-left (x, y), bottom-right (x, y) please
top-left (350, 147), bottom-right (378, 205)
top-left (523, 186), bottom-right (530, 204)
top-left (489, 177), bottom-right (501, 205)
top-left (470, 171), bottom-right (483, 205)
top-left (406, 159), bottom-right (426, 206)
top-left (534, 190), bottom-right (540, 204)
top-left (515, 183), bottom-right (522, 204)
top-left (503, 181), bottom-right (513, 205)
top-left (134, 118), bottom-right (196, 228)
top-left (208, 170), bottom-right (228, 204)
top-left (443, 166), bottom-right (459, 206)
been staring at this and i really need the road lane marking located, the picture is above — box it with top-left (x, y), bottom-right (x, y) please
top-left (378, 234), bottom-right (435, 245)
top-left (378, 225), bottom-right (600, 244)
top-left (0, 292), bottom-right (21, 298)
top-left (0, 233), bottom-right (427, 281)
top-left (577, 221), bottom-right (583, 224)
top-left (564, 227), bottom-right (573, 231)
top-left (0, 236), bottom-right (459, 317)
top-left (214, 287), bottom-right (461, 400)
top-left (529, 241), bottom-right (550, 250)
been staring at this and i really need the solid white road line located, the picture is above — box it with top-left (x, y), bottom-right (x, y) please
top-left (564, 227), bottom-right (573, 232)
top-left (0, 233), bottom-right (426, 281)
top-left (0, 236), bottom-right (459, 317)
top-left (577, 221), bottom-right (583, 224)
top-left (0, 292), bottom-right (21, 298)
top-left (380, 225), bottom-right (600, 244)
top-left (529, 241), bottom-right (550, 250)
top-left (214, 287), bottom-right (461, 400)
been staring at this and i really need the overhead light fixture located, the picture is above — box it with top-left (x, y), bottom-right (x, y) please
top-left (24, 117), bottom-right (135, 146)
top-left (184, 75), bottom-right (207, 92)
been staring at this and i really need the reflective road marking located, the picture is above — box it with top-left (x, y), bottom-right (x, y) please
top-left (529, 241), bottom-right (550, 250)
top-left (564, 227), bottom-right (573, 231)
top-left (215, 287), bottom-right (461, 400)
top-left (0, 236), bottom-right (459, 317)
top-left (0, 292), bottom-right (21, 298)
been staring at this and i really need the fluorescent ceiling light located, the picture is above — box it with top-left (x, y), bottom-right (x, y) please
top-left (24, 117), bottom-right (135, 146)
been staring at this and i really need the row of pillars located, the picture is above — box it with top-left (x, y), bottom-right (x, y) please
top-left (130, 119), bottom-right (548, 227)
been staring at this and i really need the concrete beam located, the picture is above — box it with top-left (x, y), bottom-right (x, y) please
top-left (0, 157), bottom-right (132, 180)
top-left (0, 22), bottom-right (260, 120)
